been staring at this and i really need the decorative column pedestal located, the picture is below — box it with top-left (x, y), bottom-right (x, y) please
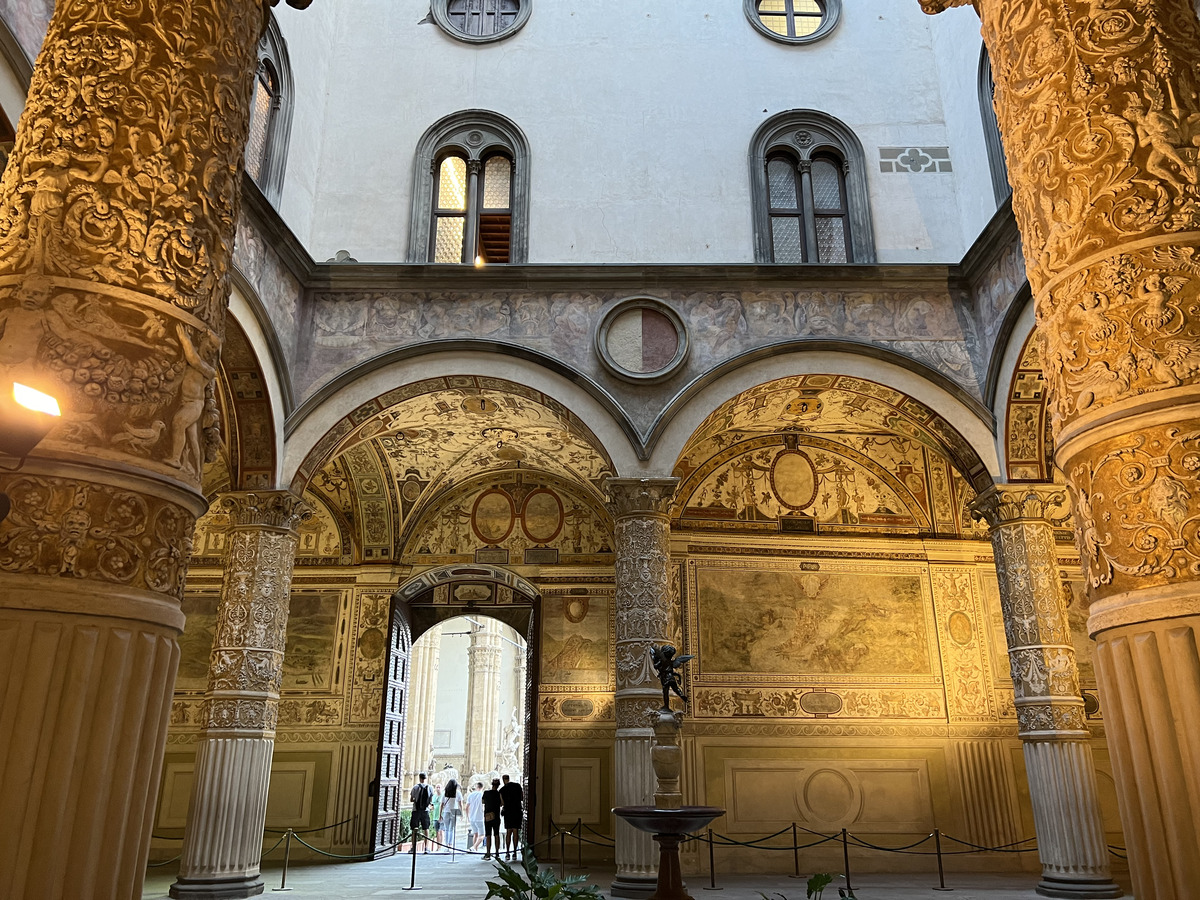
top-left (171, 492), bottom-right (307, 900)
top-left (975, 486), bottom-right (1121, 899)
top-left (0, 3), bottom-right (280, 899)
top-left (920, 2), bottom-right (1200, 896)
top-left (606, 478), bottom-right (680, 899)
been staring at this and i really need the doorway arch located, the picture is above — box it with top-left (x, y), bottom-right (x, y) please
top-left (372, 566), bottom-right (542, 854)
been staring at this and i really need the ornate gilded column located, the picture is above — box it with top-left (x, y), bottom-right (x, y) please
top-left (0, 4), bottom-right (300, 899)
top-left (606, 478), bottom-right (679, 899)
top-left (919, 2), bottom-right (1200, 896)
top-left (171, 491), bottom-right (306, 899)
top-left (974, 486), bottom-right (1121, 899)
top-left (465, 618), bottom-right (503, 776)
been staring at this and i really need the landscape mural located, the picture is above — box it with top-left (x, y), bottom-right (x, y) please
top-left (541, 593), bottom-right (610, 685)
top-left (696, 566), bottom-right (932, 676)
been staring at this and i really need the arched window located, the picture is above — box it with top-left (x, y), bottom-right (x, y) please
top-left (751, 110), bottom-right (874, 263)
top-left (244, 13), bottom-right (294, 203)
top-left (978, 47), bottom-right (1011, 205)
top-left (410, 111), bottom-right (530, 264)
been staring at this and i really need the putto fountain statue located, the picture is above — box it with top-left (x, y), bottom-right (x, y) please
top-left (614, 644), bottom-right (724, 900)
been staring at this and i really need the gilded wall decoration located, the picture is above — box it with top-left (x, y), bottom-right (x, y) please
top-left (929, 567), bottom-right (995, 721)
top-left (694, 563), bottom-right (934, 677)
top-left (1005, 332), bottom-right (1052, 482)
top-left (349, 590), bottom-right (392, 724)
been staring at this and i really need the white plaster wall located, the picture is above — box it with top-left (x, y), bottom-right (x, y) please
top-left (926, 6), bottom-right (1001, 243)
top-left (276, 2), bottom-right (993, 264)
top-left (433, 625), bottom-right (471, 756)
top-left (271, 2), bottom-right (341, 243)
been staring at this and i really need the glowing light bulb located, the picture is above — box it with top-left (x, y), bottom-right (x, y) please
top-left (474, 255), bottom-right (485, 268)
top-left (13, 383), bottom-right (60, 417)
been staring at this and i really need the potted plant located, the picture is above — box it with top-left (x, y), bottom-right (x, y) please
top-left (485, 851), bottom-right (603, 900)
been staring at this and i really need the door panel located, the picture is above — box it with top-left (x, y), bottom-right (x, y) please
top-left (372, 598), bottom-right (412, 853)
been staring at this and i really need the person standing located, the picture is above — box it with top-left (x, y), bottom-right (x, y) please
top-left (431, 784), bottom-right (443, 851)
top-left (466, 781), bottom-right (485, 851)
top-left (499, 774), bottom-right (524, 861)
top-left (441, 779), bottom-right (461, 851)
top-left (409, 773), bottom-right (432, 854)
top-left (482, 778), bottom-right (503, 860)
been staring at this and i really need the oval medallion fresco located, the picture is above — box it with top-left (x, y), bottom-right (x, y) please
top-left (473, 490), bottom-right (515, 543)
top-left (771, 450), bottom-right (817, 510)
top-left (799, 690), bottom-right (843, 716)
top-left (523, 489), bottom-right (564, 542)
top-left (947, 611), bottom-right (974, 646)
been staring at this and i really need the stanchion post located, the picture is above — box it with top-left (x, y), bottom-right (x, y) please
top-left (790, 822), bottom-right (800, 879)
top-left (576, 818), bottom-right (584, 870)
top-left (841, 828), bottom-right (852, 893)
top-left (703, 828), bottom-right (723, 891)
top-left (273, 829), bottom-right (293, 892)
top-left (560, 827), bottom-right (566, 879)
top-left (403, 828), bottom-right (421, 891)
top-left (933, 829), bottom-right (952, 891)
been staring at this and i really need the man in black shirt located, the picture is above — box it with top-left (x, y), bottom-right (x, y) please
top-left (481, 778), bottom-right (503, 860)
top-left (410, 773), bottom-right (432, 853)
top-left (499, 774), bottom-right (524, 861)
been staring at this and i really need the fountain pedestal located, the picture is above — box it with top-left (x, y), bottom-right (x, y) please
top-left (614, 710), bottom-right (724, 900)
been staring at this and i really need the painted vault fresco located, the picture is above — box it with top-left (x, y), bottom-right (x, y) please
top-left (696, 566), bottom-right (932, 676)
top-left (674, 374), bottom-right (989, 536)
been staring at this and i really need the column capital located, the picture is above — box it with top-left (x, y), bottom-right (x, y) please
top-left (971, 483), bottom-right (1071, 529)
top-left (604, 477), bottom-right (679, 519)
top-left (219, 490), bottom-right (310, 532)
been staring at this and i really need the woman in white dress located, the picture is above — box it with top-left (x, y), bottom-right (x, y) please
top-left (440, 779), bottom-right (462, 850)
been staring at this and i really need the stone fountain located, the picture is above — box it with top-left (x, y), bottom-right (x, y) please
top-left (613, 646), bottom-right (724, 900)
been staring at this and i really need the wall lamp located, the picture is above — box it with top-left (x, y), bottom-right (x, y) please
top-left (0, 381), bottom-right (61, 522)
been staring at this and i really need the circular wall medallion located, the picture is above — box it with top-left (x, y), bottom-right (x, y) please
top-left (522, 489), bottom-right (564, 542)
top-left (472, 489), bottom-right (515, 543)
top-left (771, 450), bottom-right (817, 510)
top-left (948, 611), bottom-right (974, 647)
top-left (595, 297), bottom-right (689, 383)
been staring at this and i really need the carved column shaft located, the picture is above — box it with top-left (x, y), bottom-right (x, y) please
top-left (975, 486), bottom-right (1120, 898)
top-left (465, 620), bottom-right (502, 775)
top-left (606, 478), bottom-right (679, 898)
top-left (172, 491), bottom-right (306, 900)
top-left (0, 3), bottom-right (269, 899)
top-left (919, 2), bottom-right (1200, 895)
top-left (403, 623), bottom-right (441, 785)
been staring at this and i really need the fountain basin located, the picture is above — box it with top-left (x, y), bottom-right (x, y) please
top-left (613, 806), bottom-right (724, 835)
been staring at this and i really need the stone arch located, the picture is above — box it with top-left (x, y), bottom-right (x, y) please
top-left (647, 347), bottom-right (999, 483)
top-left (282, 351), bottom-right (641, 487)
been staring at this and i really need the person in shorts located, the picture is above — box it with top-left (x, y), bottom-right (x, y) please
top-left (482, 778), bottom-right (503, 860)
top-left (499, 774), bottom-right (524, 861)
top-left (409, 773), bottom-right (432, 853)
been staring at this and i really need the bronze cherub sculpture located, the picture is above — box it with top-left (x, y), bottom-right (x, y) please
top-left (650, 644), bottom-right (694, 711)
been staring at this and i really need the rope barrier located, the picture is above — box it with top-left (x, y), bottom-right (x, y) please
top-left (264, 814), bottom-right (358, 835)
top-left (147, 854), bottom-right (182, 867)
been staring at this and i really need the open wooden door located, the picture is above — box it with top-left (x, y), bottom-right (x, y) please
top-left (371, 597), bottom-right (412, 854)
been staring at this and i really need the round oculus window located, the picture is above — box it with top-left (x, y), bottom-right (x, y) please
top-left (434, 0), bottom-right (532, 44)
top-left (596, 299), bottom-right (689, 383)
top-left (745, 0), bottom-right (841, 45)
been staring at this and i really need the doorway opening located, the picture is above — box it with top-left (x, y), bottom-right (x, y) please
top-left (371, 565), bottom-right (541, 855)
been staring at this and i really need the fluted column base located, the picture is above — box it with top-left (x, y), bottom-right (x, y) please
top-left (1091, 604), bottom-right (1200, 900)
top-left (0, 581), bottom-right (181, 900)
top-left (612, 733), bottom-right (658, 899)
top-left (170, 736), bottom-right (275, 898)
top-left (1022, 739), bottom-right (1122, 898)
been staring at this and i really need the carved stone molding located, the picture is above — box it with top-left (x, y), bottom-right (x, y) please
top-left (220, 489), bottom-right (310, 532)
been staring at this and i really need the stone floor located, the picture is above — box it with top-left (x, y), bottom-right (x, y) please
top-left (143, 848), bottom-right (1131, 899)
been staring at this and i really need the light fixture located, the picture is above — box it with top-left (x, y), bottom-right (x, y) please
top-left (474, 255), bottom-right (485, 268)
top-left (1, 381), bottom-right (61, 460)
